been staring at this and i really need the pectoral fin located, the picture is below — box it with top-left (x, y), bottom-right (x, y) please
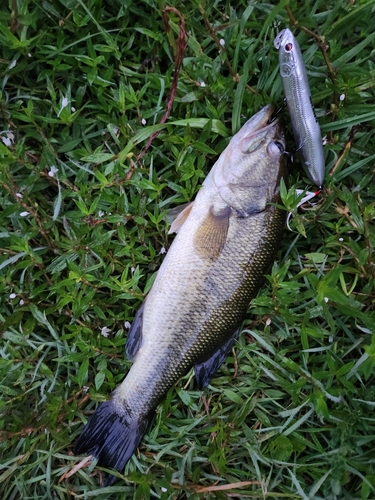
top-left (168, 202), bottom-right (194, 234)
top-left (194, 206), bottom-right (231, 260)
top-left (194, 327), bottom-right (240, 389)
top-left (126, 300), bottom-right (145, 361)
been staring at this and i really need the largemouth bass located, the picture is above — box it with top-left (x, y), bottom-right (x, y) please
top-left (75, 104), bottom-right (288, 484)
top-left (274, 28), bottom-right (325, 188)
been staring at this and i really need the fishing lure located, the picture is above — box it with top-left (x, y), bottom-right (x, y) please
top-left (274, 28), bottom-right (325, 187)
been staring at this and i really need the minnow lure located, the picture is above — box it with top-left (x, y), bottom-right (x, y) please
top-left (274, 28), bottom-right (325, 187)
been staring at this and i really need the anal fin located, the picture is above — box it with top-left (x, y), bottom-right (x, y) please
top-left (194, 327), bottom-right (240, 390)
top-left (126, 300), bottom-right (145, 361)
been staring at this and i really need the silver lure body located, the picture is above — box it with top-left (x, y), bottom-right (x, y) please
top-left (274, 28), bottom-right (325, 187)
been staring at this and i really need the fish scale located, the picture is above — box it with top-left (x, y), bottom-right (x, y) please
top-left (75, 104), bottom-right (288, 484)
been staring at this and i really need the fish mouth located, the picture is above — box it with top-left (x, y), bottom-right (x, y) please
top-left (240, 104), bottom-right (280, 143)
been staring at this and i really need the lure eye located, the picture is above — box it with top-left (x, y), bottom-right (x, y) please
top-left (285, 42), bottom-right (293, 51)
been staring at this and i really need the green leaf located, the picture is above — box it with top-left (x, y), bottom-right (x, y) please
top-left (95, 371), bottom-right (106, 391)
top-left (269, 435), bottom-right (293, 461)
top-left (223, 389), bottom-right (244, 404)
top-left (77, 358), bottom-right (89, 387)
top-left (81, 153), bottom-right (115, 163)
top-left (320, 112), bottom-right (375, 132)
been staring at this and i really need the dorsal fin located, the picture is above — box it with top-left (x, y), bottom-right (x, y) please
top-left (167, 202), bottom-right (194, 234)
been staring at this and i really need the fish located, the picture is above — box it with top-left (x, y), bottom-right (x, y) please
top-left (74, 104), bottom-right (288, 484)
top-left (274, 28), bottom-right (325, 188)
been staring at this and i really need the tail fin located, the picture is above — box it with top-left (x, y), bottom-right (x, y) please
top-left (75, 399), bottom-right (152, 485)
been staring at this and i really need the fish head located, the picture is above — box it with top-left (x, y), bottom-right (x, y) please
top-left (274, 28), bottom-right (303, 78)
top-left (212, 104), bottom-right (287, 216)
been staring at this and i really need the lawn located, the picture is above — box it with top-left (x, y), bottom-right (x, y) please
top-left (1, 0), bottom-right (375, 498)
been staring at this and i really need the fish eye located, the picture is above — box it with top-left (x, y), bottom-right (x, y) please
top-left (274, 141), bottom-right (285, 152)
top-left (285, 42), bottom-right (293, 51)
top-left (267, 141), bottom-right (284, 157)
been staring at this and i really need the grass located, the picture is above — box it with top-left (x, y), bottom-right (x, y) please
top-left (1, 0), bottom-right (375, 498)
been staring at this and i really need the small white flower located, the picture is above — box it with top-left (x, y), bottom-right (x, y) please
top-left (339, 93), bottom-right (345, 101)
top-left (159, 246), bottom-right (166, 255)
top-left (9, 59), bottom-right (17, 70)
top-left (219, 38), bottom-right (225, 47)
top-left (322, 135), bottom-right (327, 145)
top-left (71, 106), bottom-right (76, 112)
top-left (141, 118), bottom-right (146, 125)
top-left (2, 136), bottom-right (12, 147)
top-left (324, 297), bottom-right (329, 303)
top-left (100, 326), bottom-right (111, 337)
top-left (9, 293), bottom-right (16, 299)
top-left (48, 165), bottom-right (58, 177)
top-left (200, 81), bottom-right (206, 87)
top-left (20, 211), bottom-right (29, 217)
top-left (28, 53), bottom-right (32, 58)
top-left (57, 96), bottom-right (70, 117)
top-left (20, 299), bottom-right (25, 305)
top-left (16, 192), bottom-right (23, 198)
top-left (2, 130), bottom-right (15, 147)
top-left (266, 317), bottom-right (271, 326)
top-left (98, 210), bottom-right (105, 217)
top-left (131, 267), bottom-right (135, 274)
top-left (124, 321), bottom-right (131, 329)
top-left (83, 386), bottom-right (89, 393)
top-left (161, 487), bottom-right (167, 492)
top-left (339, 237), bottom-right (343, 242)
